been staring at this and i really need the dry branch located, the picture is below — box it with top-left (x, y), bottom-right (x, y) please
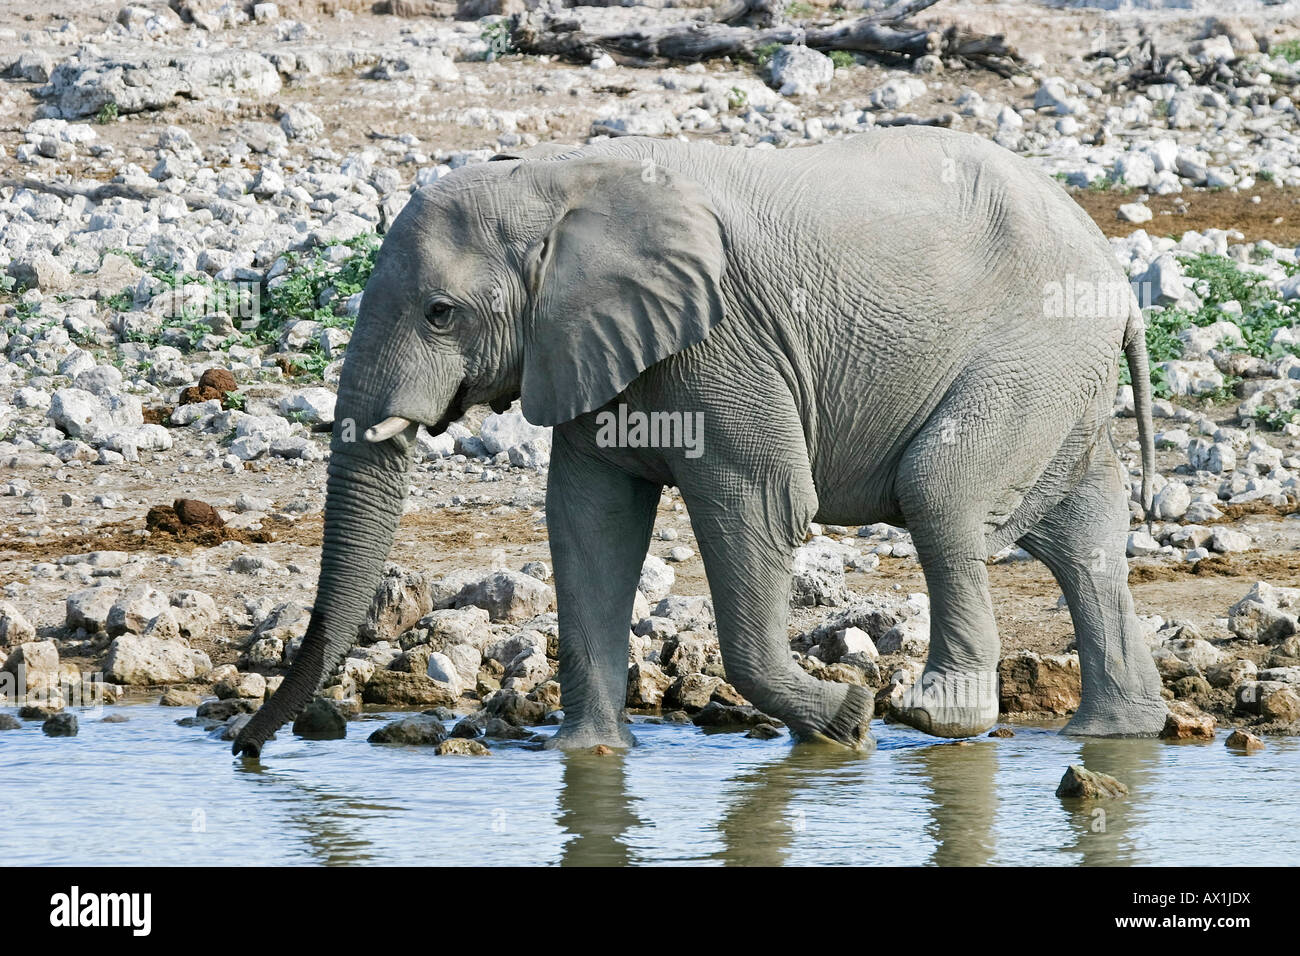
top-left (508, 4), bottom-right (1018, 74)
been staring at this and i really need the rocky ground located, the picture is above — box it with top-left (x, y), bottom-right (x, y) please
top-left (1, 0), bottom-right (1299, 750)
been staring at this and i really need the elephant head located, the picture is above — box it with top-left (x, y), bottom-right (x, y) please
top-left (233, 152), bottom-right (727, 756)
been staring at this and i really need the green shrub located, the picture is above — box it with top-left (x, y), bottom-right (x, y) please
top-left (1273, 39), bottom-right (1300, 63)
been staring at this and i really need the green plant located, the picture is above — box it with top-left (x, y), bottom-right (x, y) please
top-left (785, 1), bottom-right (815, 17)
top-left (1088, 174), bottom-right (1123, 192)
top-left (293, 352), bottom-right (332, 379)
top-left (1273, 39), bottom-right (1300, 63)
top-left (95, 101), bottom-right (119, 125)
top-left (1130, 252), bottom-right (1300, 398)
top-left (726, 86), bottom-right (748, 111)
top-left (1253, 406), bottom-right (1300, 431)
top-left (481, 20), bottom-right (514, 59)
top-left (105, 288), bottom-right (134, 312)
top-left (1200, 374), bottom-right (1241, 406)
top-left (753, 42), bottom-right (780, 69)
top-left (246, 232), bottom-right (381, 379)
top-left (224, 391), bottom-right (246, 412)
top-left (103, 247), bottom-right (145, 267)
top-left (828, 50), bottom-right (855, 70)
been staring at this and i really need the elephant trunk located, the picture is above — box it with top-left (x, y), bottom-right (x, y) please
top-left (232, 436), bottom-right (412, 757)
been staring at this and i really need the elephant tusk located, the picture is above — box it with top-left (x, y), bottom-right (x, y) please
top-left (364, 416), bottom-right (413, 443)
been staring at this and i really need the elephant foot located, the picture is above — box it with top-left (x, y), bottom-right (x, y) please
top-left (888, 668), bottom-right (999, 739)
top-left (792, 684), bottom-right (876, 751)
top-left (1062, 698), bottom-right (1168, 738)
top-left (543, 721), bottom-right (637, 752)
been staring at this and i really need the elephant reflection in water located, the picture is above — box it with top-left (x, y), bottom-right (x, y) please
top-left (1058, 738), bottom-right (1161, 866)
top-left (556, 743), bottom-right (998, 866)
top-left (555, 746), bottom-right (849, 866)
top-left (911, 740), bottom-right (1000, 866)
top-left (557, 751), bottom-right (645, 866)
top-left (553, 734), bottom-right (1160, 866)
top-left (911, 735), bottom-right (1161, 865)
top-left (709, 750), bottom-right (867, 866)
top-left (234, 760), bottom-right (388, 866)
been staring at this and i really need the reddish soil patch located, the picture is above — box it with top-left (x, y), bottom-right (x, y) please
top-left (1073, 184), bottom-right (1300, 244)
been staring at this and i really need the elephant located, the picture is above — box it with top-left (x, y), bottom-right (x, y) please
top-left (232, 126), bottom-right (1168, 758)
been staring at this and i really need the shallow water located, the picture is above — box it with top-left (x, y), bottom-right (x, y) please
top-left (1, 703), bottom-right (1295, 866)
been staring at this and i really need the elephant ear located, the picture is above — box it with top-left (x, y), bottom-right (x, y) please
top-left (520, 158), bottom-right (727, 427)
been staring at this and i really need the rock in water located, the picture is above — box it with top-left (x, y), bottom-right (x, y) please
top-left (292, 699), bottom-right (347, 740)
top-left (42, 713), bottom-right (78, 737)
top-left (368, 714), bottom-right (448, 745)
top-left (1159, 701), bottom-right (1216, 740)
top-left (1224, 729), bottom-right (1264, 752)
top-left (436, 738), bottom-right (491, 756)
top-left (159, 687), bottom-right (201, 707)
top-left (691, 701), bottom-right (779, 731)
top-left (1056, 764), bottom-right (1128, 799)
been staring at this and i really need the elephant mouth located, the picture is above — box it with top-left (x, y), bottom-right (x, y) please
top-left (362, 384), bottom-right (471, 445)
top-left (427, 383), bottom-right (470, 437)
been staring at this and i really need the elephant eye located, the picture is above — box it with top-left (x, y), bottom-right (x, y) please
top-left (425, 298), bottom-right (455, 329)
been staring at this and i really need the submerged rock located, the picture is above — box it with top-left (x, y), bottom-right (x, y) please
top-left (1224, 729), bottom-right (1264, 752)
top-left (368, 714), bottom-right (448, 745)
top-left (437, 738), bottom-right (490, 756)
top-left (691, 701), bottom-right (779, 732)
top-left (1056, 764), bottom-right (1128, 800)
top-left (292, 698), bottom-right (347, 740)
top-left (42, 712), bottom-right (78, 737)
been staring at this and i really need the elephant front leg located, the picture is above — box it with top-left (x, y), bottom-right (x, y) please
top-left (682, 459), bottom-right (875, 749)
top-left (543, 429), bottom-right (660, 751)
top-left (691, 507), bottom-right (875, 747)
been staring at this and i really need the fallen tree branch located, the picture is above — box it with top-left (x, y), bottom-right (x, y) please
top-left (863, 0), bottom-right (950, 23)
top-left (509, 8), bottom-right (1017, 72)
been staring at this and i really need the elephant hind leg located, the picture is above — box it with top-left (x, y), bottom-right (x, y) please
top-left (886, 519), bottom-right (1002, 738)
top-left (888, 444), bottom-right (1003, 739)
top-left (886, 363), bottom-right (1105, 738)
top-left (1018, 443), bottom-right (1166, 737)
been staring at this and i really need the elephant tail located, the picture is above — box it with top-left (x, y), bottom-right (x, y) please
top-left (1123, 300), bottom-right (1155, 523)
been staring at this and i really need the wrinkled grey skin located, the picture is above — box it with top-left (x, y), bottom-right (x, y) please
top-left (233, 128), bottom-right (1167, 758)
